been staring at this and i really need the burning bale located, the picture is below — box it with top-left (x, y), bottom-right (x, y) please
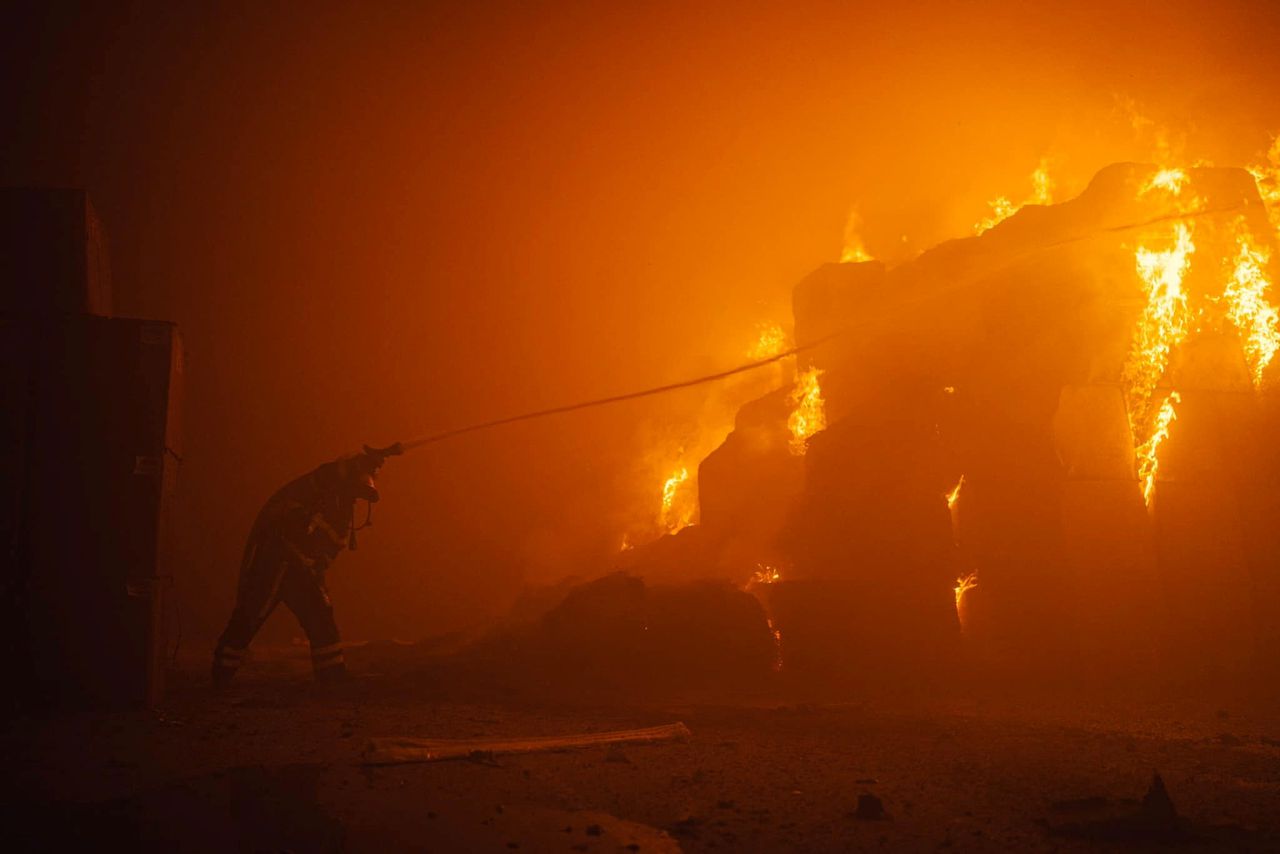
top-left (582, 159), bottom-right (1280, 687)
top-left (679, 160), bottom-right (1280, 685)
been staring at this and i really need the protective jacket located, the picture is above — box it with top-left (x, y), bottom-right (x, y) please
top-left (256, 459), bottom-right (361, 571)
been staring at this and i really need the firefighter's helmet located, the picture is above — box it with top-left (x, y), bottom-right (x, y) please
top-left (339, 442), bottom-right (403, 503)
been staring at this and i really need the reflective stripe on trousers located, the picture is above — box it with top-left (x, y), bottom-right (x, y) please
top-left (214, 646), bottom-right (247, 669)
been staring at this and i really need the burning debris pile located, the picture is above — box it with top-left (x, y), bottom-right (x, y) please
top-left (611, 157), bottom-right (1280, 685)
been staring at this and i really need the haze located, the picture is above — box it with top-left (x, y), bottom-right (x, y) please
top-left (6, 0), bottom-right (1279, 643)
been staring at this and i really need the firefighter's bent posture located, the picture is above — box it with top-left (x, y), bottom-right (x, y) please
top-left (213, 447), bottom-right (396, 686)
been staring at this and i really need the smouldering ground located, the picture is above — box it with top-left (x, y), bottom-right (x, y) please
top-left (4, 646), bottom-right (1280, 852)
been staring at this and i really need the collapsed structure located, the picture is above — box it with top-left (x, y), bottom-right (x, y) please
top-left (617, 161), bottom-right (1280, 685)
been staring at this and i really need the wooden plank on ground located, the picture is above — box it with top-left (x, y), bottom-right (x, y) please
top-left (362, 722), bottom-right (691, 765)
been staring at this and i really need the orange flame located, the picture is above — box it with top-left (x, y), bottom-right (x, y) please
top-left (945, 475), bottom-right (965, 510)
top-left (1121, 221), bottom-right (1194, 444)
top-left (840, 207), bottom-right (873, 263)
top-left (1121, 168), bottom-right (1197, 510)
top-left (749, 323), bottom-right (788, 361)
top-left (1224, 224), bottom-right (1279, 387)
top-left (1247, 137), bottom-right (1280, 237)
top-left (750, 564), bottom-right (781, 586)
top-left (629, 321), bottom-right (793, 547)
top-left (974, 158), bottom-right (1055, 234)
top-left (745, 564), bottom-right (784, 671)
top-left (1141, 167), bottom-right (1189, 196)
top-left (1136, 391), bottom-right (1180, 508)
top-left (974, 197), bottom-right (1018, 235)
top-left (954, 572), bottom-right (978, 608)
top-left (766, 618), bottom-right (783, 672)
top-left (953, 572), bottom-right (978, 633)
top-left (787, 367), bottom-right (826, 455)
top-left (659, 465), bottom-right (697, 534)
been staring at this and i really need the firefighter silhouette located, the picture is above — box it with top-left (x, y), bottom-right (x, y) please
top-left (212, 445), bottom-right (400, 686)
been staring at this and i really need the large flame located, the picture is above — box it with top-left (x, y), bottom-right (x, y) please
top-left (1121, 221), bottom-right (1194, 446)
top-left (974, 158), bottom-right (1055, 234)
top-left (659, 465), bottom-right (697, 534)
top-left (1136, 391), bottom-right (1180, 508)
top-left (1224, 224), bottom-right (1279, 387)
top-left (787, 367), bottom-right (827, 456)
top-left (1121, 166), bottom-right (1197, 509)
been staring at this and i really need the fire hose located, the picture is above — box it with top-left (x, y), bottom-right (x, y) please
top-left (362, 329), bottom-right (843, 462)
top-left (365, 198), bottom-right (1253, 461)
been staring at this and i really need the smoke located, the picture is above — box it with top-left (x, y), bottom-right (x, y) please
top-left (5, 0), bottom-right (1280, 642)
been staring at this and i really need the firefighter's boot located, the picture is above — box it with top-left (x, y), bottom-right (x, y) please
top-left (211, 645), bottom-right (246, 689)
top-left (311, 641), bottom-right (348, 683)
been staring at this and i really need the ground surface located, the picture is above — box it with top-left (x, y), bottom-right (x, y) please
top-left (4, 645), bottom-right (1280, 853)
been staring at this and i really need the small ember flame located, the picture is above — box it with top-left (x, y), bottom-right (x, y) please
top-left (749, 323), bottom-right (788, 361)
top-left (840, 207), bottom-right (873, 263)
top-left (750, 564), bottom-right (781, 586)
top-left (974, 158), bottom-right (1055, 234)
top-left (742, 564), bottom-right (784, 671)
top-left (766, 618), bottom-right (783, 672)
top-left (945, 475), bottom-right (965, 511)
top-left (1136, 391), bottom-right (1181, 508)
top-left (954, 572), bottom-right (978, 609)
top-left (953, 572), bottom-right (978, 634)
top-left (1223, 224), bottom-right (1279, 387)
top-left (787, 367), bottom-right (826, 456)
